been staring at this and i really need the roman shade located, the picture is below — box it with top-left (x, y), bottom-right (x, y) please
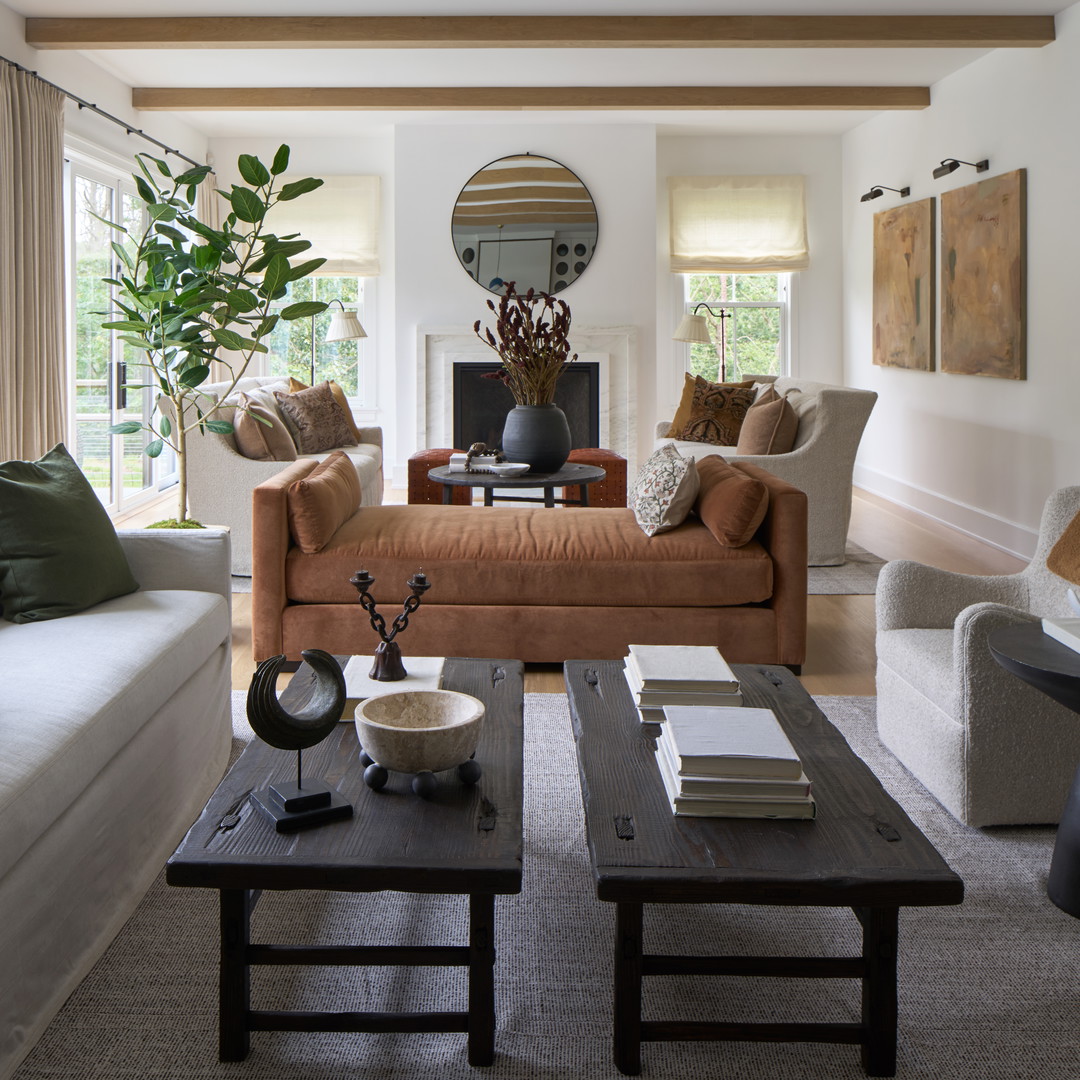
top-left (275, 174), bottom-right (380, 276)
top-left (669, 174), bottom-right (809, 274)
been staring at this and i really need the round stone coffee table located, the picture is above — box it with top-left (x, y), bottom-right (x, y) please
top-left (428, 462), bottom-right (606, 507)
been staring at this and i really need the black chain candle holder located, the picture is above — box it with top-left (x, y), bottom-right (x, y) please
top-left (349, 568), bottom-right (431, 681)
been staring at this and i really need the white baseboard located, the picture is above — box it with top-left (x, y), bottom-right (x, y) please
top-left (852, 464), bottom-right (1038, 561)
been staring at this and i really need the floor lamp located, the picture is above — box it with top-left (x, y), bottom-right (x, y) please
top-left (673, 303), bottom-right (731, 382)
top-left (309, 299), bottom-right (367, 385)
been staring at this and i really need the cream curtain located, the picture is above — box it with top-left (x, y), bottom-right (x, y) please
top-left (0, 65), bottom-right (66, 462)
top-left (274, 175), bottom-right (380, 276)
top-left (669, 174), bottom-right (809, 274)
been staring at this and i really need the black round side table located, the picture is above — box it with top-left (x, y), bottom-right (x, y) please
top-left (988, 621), bottom-right (1080, 918)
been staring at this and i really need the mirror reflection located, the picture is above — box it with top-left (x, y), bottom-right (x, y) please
top-left (452, 154), bottom-right (599, 295)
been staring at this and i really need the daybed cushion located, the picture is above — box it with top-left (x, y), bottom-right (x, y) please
top-left (287, 450), bottom-right (363, 554)
top-left (694, 456), bottom-right (770, 547)
top-left (283, 504), bottom-right (774, 608)
top-left (0, 443), bottom-right (138, 623)
top-left (0, 588), bottom-right (229, 884)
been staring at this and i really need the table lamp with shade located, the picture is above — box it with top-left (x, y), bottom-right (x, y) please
top-left (674, 303), bottom-right (731, 382)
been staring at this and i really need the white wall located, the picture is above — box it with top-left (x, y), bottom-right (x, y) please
top-left (842, 2), bottom-right (1080, 557)
top-left (0, 2), bottom-right (206, 168)
top-left (655, 133), bottom-right (845, 422)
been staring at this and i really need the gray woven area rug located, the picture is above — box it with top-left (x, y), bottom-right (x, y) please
top-left (806, 544), bottom-right (886, 595)
top-left (15, 694), bottom-right (1078, 1080)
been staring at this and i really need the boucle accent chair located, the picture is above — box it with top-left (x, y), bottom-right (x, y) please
top-left (159, 376), bottom-right (383, 575)
top-left (655, 376), bottom-right (877, 566)
top-left (875, 486), bottom-right (1080, 827)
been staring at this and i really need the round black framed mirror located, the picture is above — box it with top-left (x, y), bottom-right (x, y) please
top-left (451, 153), bottom-right (599, 295)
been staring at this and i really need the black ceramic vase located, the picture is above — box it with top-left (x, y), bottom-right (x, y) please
top-left (501, 403), bottom-right (572, 473)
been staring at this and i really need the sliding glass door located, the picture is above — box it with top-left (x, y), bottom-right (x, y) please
top-left (66, 159), bottom-right (161, 513)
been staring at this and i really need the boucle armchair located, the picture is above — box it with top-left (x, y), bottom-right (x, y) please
top-left (875, 486), bottom-right (1080, 827)
top-left (160, 376), bottom-right (383, 575)
top-left (656, 376), bottom-right (876, 566)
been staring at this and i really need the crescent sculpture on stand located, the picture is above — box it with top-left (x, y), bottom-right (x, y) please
top-left (246, 648), bottom-right (352, 832)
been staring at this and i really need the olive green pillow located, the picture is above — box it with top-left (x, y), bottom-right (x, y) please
top-left (0, 443), bottom-right (138, 623)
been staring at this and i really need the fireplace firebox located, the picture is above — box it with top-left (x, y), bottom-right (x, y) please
top-left (452, 362), bottom-right (601, 452)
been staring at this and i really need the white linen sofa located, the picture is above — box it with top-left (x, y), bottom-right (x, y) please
top-left (655, 375), bottom-right (877, 566)
top-left (161, 376), bottom-right (384, 576)
top-left (0, 528), bottom-right (233, 1080)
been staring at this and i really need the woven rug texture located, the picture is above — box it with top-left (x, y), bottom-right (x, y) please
top-left (13, 693), bottom-right (1077, 1080)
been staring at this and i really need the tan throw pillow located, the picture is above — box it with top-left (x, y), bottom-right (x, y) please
top-left (693, 455), bottom-right (770, 547)
top-left (1047, 509), bottom-right (1080, 586)
top-left (669, 376), bottom-right (755, 446)
top-left (287, 451), bottom-right (362, 554)
top-left (232, 393), bottom-right (298, 461)
top-left (666, 373), bottom-right (754, 439)
top-left (735, 386), bottom-right (799, 455)
top-left (629, 444), bottom-right (700, 537)
top-left (274, 381), bottom-right (358, 454)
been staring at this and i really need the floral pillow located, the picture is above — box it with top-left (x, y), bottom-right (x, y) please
top-left (629, 444), bottom-right (700, 537)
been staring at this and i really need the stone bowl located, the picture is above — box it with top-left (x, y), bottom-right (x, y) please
top-left (354, 689), bottom-right (485, 774)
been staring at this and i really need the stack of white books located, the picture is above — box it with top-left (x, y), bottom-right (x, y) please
top-left (655, 705), bottom-right (816, 820)
top-left (447, 452), bottom-right (502, 473)
top-left (623, 643), bottom-right (742, 722)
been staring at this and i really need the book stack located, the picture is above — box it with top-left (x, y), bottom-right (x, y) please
top-left (448, 452), bottom-right (502, 473)
top-left (655, 705), bottom-right (816, 819)
top-left (623, 643), bottom-right (742, 722)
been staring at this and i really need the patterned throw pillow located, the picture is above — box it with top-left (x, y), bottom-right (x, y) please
top-left (665, 373), bottom-right (755, 439)
top-left (274, 381), bottom-right (358, 454)
top-left (671, 376), bottom-right (755, 446)
top-left (629, 444), bottom-right (700, 537)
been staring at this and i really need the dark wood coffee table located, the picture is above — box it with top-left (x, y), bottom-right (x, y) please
top-left (167, 657), bottom-right (524, 1065)
top-left (428, 462), bottom-right (606, 506)
top-left (564, 660), bottom-right (964, 1077)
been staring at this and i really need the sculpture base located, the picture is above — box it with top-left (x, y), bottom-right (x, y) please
top-left (250, 784), bottom-right (352, 833)
top-left (369, 641), bottom-right (407, 681)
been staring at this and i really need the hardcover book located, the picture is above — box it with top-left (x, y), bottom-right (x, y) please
top-left (626, 644), bottom-right (739, 692)
top-left (1042, 616), bottom-right (1080, 655)
top-left (661, 705), bottom-right (803, 779)
top-left (623, 662), bottom-right (742, 712)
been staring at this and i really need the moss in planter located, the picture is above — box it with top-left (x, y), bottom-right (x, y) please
top-left (146, 519), bottom-right (206, 529)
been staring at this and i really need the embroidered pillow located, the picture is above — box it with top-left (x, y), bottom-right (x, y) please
top-left (669, 376), bottom-right (755, 446)
top-left (665, 373), bottom-right (755, 439)
top-left (232, 392), bottom-right (298, 461)
top-left (693, 455), bottom-right (770, 547)
top-left (629, 444), bottom-right (700, 537)
top-left (274, 381), bottom-right (358, 454)
top-left (288, 377), bottom-right (363, 442)
top-left (735, 386), bottom-right (799, 455)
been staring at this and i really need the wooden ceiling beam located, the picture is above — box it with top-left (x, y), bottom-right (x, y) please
top-left (131, 86), bottom-right (931, 111)
top-left (27, 15), bottom-right (1055, 51)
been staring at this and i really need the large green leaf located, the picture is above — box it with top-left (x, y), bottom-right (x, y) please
top-left (175, 165), bottom-right (213, 186)
top-left (135, 175), bottom-right (157, 205)
top-left (226, 288), bottom-right (260, 312)
top-left (210, 327), bottom-right (248, 351)
top-left (281, 301), bottom-right (327, 320)
top-left (154, 224), bottom-right (188, 244)
top-left (271, 145), bottom-right (291, 176)
top-left (277, 177), bottom-right (323, 201)
top-left (203, 420), bottom-right (234, 434)
top-left (229, 186), bottom-right (265, 223)
top-left (108, 420), bottom-right (143, 435)
top-left (178, 365), bottom-right (211, 388)
top-left (237, 154), bottom-right (271, 187)
top-left (102, 319), bottom-right (150, 332)
top-left (145, 439), bottom-right (164, 458)
top-left (287, 257), bottom-right (326, 282)
top-left (260, 252), bottom-right (291, 297)
top-left (160, 414), bottom-right (172, 439)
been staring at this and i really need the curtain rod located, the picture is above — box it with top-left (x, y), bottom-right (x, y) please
top-left (1, 52), bottom-right (205, 170)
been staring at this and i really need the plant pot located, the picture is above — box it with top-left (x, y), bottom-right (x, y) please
top-left (500, 404), bottom-right (572, 473)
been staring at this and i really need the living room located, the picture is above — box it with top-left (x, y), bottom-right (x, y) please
top-left (2, 2), bottom-right (1079, 1079)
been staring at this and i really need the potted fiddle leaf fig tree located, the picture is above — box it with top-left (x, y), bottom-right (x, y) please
top-left (101, 144), bottom-right (328, 525)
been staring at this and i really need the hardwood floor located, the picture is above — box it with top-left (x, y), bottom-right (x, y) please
top-left (220, 487), bottom-right (1027, 699)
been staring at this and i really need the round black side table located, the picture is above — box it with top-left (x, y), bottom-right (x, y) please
top-left (428, 463), bottom-right (606, 507)
top-left (988, 621), bottom-right (1080, 918)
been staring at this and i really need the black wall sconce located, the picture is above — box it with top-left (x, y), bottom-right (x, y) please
top-left (932, 158), bottom-right (989, 179)
top-left (860, 185), bottom-right (910, 203)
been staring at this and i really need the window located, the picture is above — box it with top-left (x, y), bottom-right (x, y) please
top-left (65, 154), bottom-right (167, 512)
top-left (262, 276), bottom-right (371, 404)
top-left (682, 273), bottom-right (790, 384)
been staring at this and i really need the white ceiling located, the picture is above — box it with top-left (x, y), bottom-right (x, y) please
top-left (9, 0), bottom-right (1071, 138)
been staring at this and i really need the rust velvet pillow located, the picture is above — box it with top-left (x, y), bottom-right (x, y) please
top-left (666, 373), bottom-right (755, 440)
top-left (692, 455), bottom-right (770, 547)
top-left (286, 451), bottom-right (362, 554)
top-left (735, 386), bottom-right (799, 455)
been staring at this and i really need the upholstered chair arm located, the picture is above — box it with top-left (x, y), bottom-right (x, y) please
top-left (117, 527), bottom-right (232, 609)
top-left (356, 425), bottom-right (383, 448)
top-left (876, 560), bottom-right (1028, 631)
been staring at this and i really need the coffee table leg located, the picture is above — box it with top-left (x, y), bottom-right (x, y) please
top-left (468, 892), bottom-right (496, 1066)
top-left (859, 906), bottom-right (899, 1077)
top-left (613, 901), bottom-right (643, 1075)
top-left (219, 889), bottom-right (251, 1062)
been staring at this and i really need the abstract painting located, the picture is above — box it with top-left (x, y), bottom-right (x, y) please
top-left (941, 168), bottom-right (1026, 379)
top-left (873, 197), bottom-right (935, 370)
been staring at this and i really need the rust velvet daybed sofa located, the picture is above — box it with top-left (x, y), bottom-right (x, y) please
top-left (250, 457), bottom-right (808, 668)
